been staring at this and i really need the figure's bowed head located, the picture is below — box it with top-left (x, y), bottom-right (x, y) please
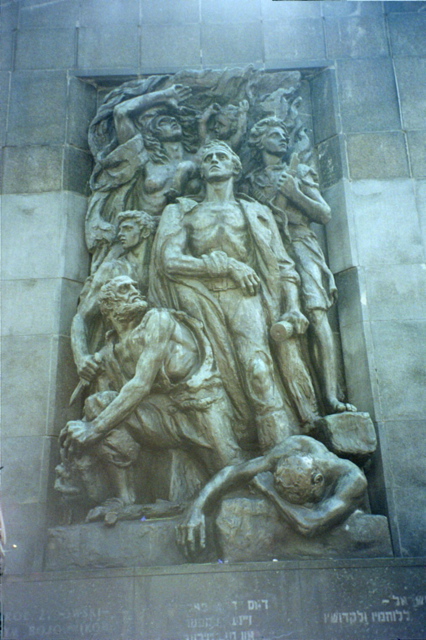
top-left (273, 453), bottom-right (325, 505)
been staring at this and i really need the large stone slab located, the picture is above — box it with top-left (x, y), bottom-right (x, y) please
top-left (3, 559), bottom-right (426, 640)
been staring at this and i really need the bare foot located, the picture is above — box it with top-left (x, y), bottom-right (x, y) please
top-left (327, 398), bottom-right (357, 414)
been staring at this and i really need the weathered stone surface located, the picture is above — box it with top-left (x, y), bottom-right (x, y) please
top-left (325, 15), bottom-right (388, 59)
top-left (370, 320), bottom-right (426, 421)
top-left (141, 24), bottom-right (201, 69)
top-left (317, 134), bottom-right (348, 188)
top-left (346, 179), bottom-right (423, 266)
top-left (15, 28), bottom-right (75, 70)
top-left (2, 145), bottom-right (64, 193)
top-left (2, 503), bottom-right (47, 575)
top-left (378, 419), bottom-right (426, 557)
top-left (336, 59), bottom-right (401, 133)
top-left (19, 0), bottom-right (79, 28)
top-left (77, 24), bottom-right (139, 69)
top-left (407, 130), bottom-right (426, 178)
top-left (388, 12), bottom-right (426, 57)
top-left (201, 0), bottom-right (261, 23)
top-left (394, 57), bottom-right (426, 130)
top-left (216, 498), bottom-right (391, 562)
top-left (323, 1), bottom-right (384, 16)
top-left (45, 519), bottom-right (191, 570)
top-left (63, 145), bottom-right (92, 195)
top-left (262, 0), bottom-right (321, 18)
top-left (347, 131), bottom-right (410, 180)
top-left (263, 17), bottom-right (326, 62)
top-left (7, 70), bottom-right (68, 145)
top-left (1, 192), bottom-right (89, 280)
top-left (312, 412), bottom-right (377, 462)
top-left (202, 23), bottom-right (262, 65)
top-left (311, 69), bottom-right (340, 145)
top-left (323, 180), bottom-right (358, 273)
top-left (334, 267), bottom-right (367, 329)
top-left (141, 0), bottom-right (200, 24)
top-left (1, 278), bottom-right (81, 337)
top-left (416, 179), bottom-right (426, 251)
top-left (337, 322), bottom-right (376, 419)
top-left (0, 22), bottom-right (13, 70)
top-left (385, 1), bottom-right (426, 12)
top-left (364, 264), bottom-right (426, 322)
top-left (0, 70), bottom-right (9, 145)
top-left (2, 435), bottom-right (50, 504)
top-left (80, 0), bottom-right (139, 26)
top-left (66, 77), bottom-right (98, 151)
top-left (1, 335), bottom-right (53, 437)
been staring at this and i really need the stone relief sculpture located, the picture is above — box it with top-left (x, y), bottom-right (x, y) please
top-left (54, 67), bottom-right (388, 563)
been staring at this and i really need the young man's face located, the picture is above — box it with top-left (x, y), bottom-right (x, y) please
top-left (118, 220), bottom-right (141, 250)
top-left (261, 126), bottom-right (288, 156)
top-left (201, 147), bottom-right (236, 182)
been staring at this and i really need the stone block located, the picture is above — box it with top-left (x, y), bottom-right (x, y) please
top-left (2, 503), bottom-right (47, 575)
top-left (80, 0), bottom-right (139, 26)
top-left (59, 279), bottom-right (84, 336)
top-left (347, 131), bottom-right (410, 180)
top-left (262, 0), bottom-right (321, 18)
top-left (364, 263), bottom-right (426, 322)
top-left (388, 12), bottom-right (426, 56)
top-left (347, 179), bottom-right (424, 266)
top-left (201, 0), bottom-right (261, 23)
top-left (2, 435), bottom-right (50, 504)
top-left (2, 278), bottom-right (66, 337)
top-left (141, 0), bottom-right (200, 24)
top-left (415, 180), bottom-right (426, 251)
top-left (2, 145), bottom-right (63, 193)
top-left (324, 15), bottom-right (389, 59)
top-left (311, 68), bottom-right (340, 145)
top-left (66, 77), bottom-right (97, 150)
top-left (45, 519), bottom-right (190, 571)
top-left (263, 18), bottom-right (326, 63)
top-left (7, 70), bottom-right (68, 145)
top-left (216, 498), bottom-right (391, 562)
top-left (15, 28), bottom-right (75, 70)
top-left (334, 267), bottom-right (368, 329)
top-left (322, 1), bottom-right (384, 16)
top-left (0, 1), bottom-right (18, 31)
top-left (323, 179), bottom-right (359, 273)
top-left (78, 24), bottom-right (139, 70)
top-left (202, 23), bottom-right (262, 66)
top-left (19, 0), bottom-right (79, 28)
top-left (312, 412), bottom-right (377, 463)
top-left (63, 145), bottom-right (92, 195)
top-left (379, 419), bottom-right (426, 557)
top-left (317, 134), bottom-right (348, 189)
top-left (407, 130), bottom-right (426, 179)
top-left (0, 70), bottom-right (10, 145)
top-left (1, 335), bottom-right (52, 437)
top-left (394, 57), bottom-right (426, 130)
top-left (385, 1), bottom-right (426, 11)
top-left (338, 322), bottom-right (376, 418)
top-left (141, 24), bottom-right (201, 70)
top-left (1, 192), bottom-right (90, 280)
top-left (47, 335), bottom-right (82, 437)
top-left (336, 59), bottom-right (401, 133)
top-left (0, 26), bottom-right (13, 70)
top-left (371, 320), bottom-right (426, 421)
top-left (62, 191), bottom-right (91, 283)
top-left (3, 571), bottom-right (135, 639)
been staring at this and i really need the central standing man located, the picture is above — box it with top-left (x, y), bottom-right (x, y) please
top-left (150, 141), bottom-right (319, 451)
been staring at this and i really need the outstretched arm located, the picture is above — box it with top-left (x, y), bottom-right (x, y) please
top-left (176, 455), bottom-right (272, 557)
top-left (114, 84), bottom-right (191, 144)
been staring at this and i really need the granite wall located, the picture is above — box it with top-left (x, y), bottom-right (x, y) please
top-left (1, 0), bottom-right (425, 575)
